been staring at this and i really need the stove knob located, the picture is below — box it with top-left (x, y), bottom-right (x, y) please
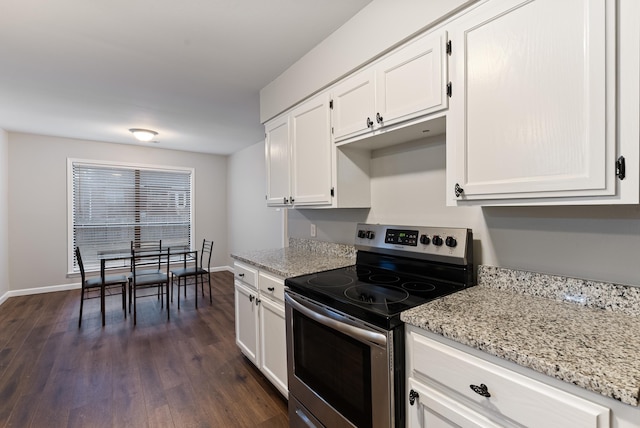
top-left (419, 234), bottom-right (430, 245)
top-left (366, 231), bottom-right (376, 240)
top-left (445, 236), bottom-right (457, 247)
top-left (358, 230), bottom-right (366, 239)
top-left (432, 235), bottom-right (443, 246)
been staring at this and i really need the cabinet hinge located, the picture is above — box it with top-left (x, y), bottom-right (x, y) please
top-left (616, 156), bottom-right (626, 180)
top-left (329, 99), bottom-right (333, 109)
top-left (446, 40), bottom-right (452, 55)
top-left (330, 187), bottom-right (335, 197)
top-left (447, 82), bottom-right (452, 98)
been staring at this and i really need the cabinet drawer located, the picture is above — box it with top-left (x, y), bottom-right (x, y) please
top-left (409, 332), bottom-right (610, 428)
top-left (258, 271), bottom-right (285, 303)
top-left (233, 261), bottom-right (257, 288)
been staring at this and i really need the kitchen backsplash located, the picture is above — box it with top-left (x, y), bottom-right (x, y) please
top-left (289, 237), bottom-right (356, 258)
top-left (479, 265), bottom-right (640, 317)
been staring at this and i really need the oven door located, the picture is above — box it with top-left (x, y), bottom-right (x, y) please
top-left (285, 291), bottom-right (394, 428)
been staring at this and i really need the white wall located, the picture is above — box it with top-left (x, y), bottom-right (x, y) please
top-left (227, 140), bottom-right (284, 254)
top-left (0, 129), bottom-right (9, 301)
top-left (260, 0), bottom-right (475, 122)
top-left (7, 132), bottom-right (229, 292)
top-left (288, 137), bottom-right (640, 287)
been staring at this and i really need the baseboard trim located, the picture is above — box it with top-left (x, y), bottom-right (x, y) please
top-left (0, 265), bottom-right (234, 306)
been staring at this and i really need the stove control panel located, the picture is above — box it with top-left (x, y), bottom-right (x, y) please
top-left (355, 223), bottom-right (472, 265)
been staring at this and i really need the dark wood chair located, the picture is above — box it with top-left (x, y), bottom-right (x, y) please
top-left (76, 247), bottom-right (127, 327)
top-left (171, 239), bottom-right (214, 309)
top-left (130, 247), bottom-right (170, 325)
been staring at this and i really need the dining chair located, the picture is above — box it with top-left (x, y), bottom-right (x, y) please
top-left (170, 239), bottom-right (214, 309)
top-left (76, 247), bottom-right (127, 328)
top-left (130, 247), bottom-right (171, 325)
top-left (128, 239), bottom-right (162, 314)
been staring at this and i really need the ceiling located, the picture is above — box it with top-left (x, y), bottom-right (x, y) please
top-left (0, 0), bottom-right (372, 155)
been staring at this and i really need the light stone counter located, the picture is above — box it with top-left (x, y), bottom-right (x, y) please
top-left (401, 265), bottom-right (640, 407)
top-left (230, 238), bottom-right (356, 278)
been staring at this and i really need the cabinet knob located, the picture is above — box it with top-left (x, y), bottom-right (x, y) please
top-left (470, 383), bottom-right (491, 398)
top-left (255, 298), bottom-right (261, 306)
top-left (290, 196), bottom-right (295, 204)
top-left (268, 287), bottom-right (275, 292)
top-left (366, 117), bottom-right (374, 128)
top-left (249, 295), bottom-right (254, 302)
top-left (283, 197), bottom-right (289, 204)
top-left (409, 389), bottom-right (419, 406)
top-left (238, 273), bottom-right (245, 277)
top-left (454, 183), bottom-right (464, 197)
top-left (376, 112), bottom-right (383, 124)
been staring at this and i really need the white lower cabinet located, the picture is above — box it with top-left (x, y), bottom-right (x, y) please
top-left (234, 280), bottom-right (260, 365)
top-left (234, 261), bottom-right (288, 397)
top-left (257, 271), bottom-right (288, 397)
top-left (406, 326), bottom-right (612, 428)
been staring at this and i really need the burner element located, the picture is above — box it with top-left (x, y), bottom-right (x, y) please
top-left (402, 282), bottom-right (436, 292)
top-left (368, 274), bottom-right (400, 284)
top-left (308, 274), bottom-right (354, 288)
top-left (344, 285), bottom-right (409, 305)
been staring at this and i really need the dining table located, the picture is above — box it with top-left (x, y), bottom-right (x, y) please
top-left (97, 246), bottom-right (197, 323)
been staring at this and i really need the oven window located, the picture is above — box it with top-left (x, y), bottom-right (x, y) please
top-left (293, 311), bottom-right (373, 428)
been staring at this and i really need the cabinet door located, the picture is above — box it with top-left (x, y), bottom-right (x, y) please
top-left (376, 31), bottom-right (448, 128)
top-left (259, 295), bottom-right (288, 397)
top-left (234, 281), bottom-right (260, 366)
top-left (265, 114), bottom-right (291, 206)
top-left (290, 93), bottom-right (333, 205)
top-left (407, 378), bottom-right (502, 428)
top-left (331, 69), bottom-right (376, 142)
top-left (447, 0), bottom-right (614, 203)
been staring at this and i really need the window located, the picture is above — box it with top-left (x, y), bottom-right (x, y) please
top-left (68, 159), bottom-right (193, 273)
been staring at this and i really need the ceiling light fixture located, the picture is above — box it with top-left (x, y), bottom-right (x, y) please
top-left (129, 128), bottom-right (158, 142)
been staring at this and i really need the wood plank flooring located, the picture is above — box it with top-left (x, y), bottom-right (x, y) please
top-left (0, 271), bottom-right (288, 428)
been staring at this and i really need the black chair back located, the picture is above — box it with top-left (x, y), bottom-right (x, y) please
top-left (75, 247), bottom-right (86, 283)
top-left (200, 239), bottom-right (214, 271)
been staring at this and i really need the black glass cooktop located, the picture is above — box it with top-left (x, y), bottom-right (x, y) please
top-left (285, 264), bottom-right (467, 329)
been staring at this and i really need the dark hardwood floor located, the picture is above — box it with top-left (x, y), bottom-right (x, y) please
top-left (0, 271), bottom-right (288, 427)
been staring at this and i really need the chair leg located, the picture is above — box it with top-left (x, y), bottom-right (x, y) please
top-left (79, 286), bottom-right (85, 328)
top-left (166, 282), bottom-right (170, 321)
top-left (133, 284), bottom-right (137, 326)
top-left (208, 273), bottom-right (212, 304)
top-left (195, 275), bottom-right (198, 309)
top-left (177, 277), bottom-right (181, 310)
top-left (101, 285), bottom-right (106, 327)
top-left (122, 283), bottom-right (127, 319)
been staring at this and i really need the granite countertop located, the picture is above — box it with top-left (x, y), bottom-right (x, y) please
top-left (230, 238), bottom-right (356, 278)
top-left (401, 266), bottom-right (640, 407)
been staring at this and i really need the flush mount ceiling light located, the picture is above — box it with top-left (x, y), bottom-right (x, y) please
top-left (129, 128), bottom-right (158, 142)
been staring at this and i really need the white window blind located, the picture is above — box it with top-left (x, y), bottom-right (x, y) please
top-left (70, 161), bottom-right (193, 272)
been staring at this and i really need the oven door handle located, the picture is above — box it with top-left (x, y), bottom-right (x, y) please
top-left (285, 293), bottom-right (387, 347)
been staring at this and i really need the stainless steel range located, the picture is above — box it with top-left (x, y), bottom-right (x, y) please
top-left (285, 223), bottom-right (474, 428)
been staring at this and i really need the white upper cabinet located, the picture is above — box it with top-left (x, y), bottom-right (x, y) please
top-left (265, 114), bottom-right (291, 207)
top-left (376, 30), bottom-right (448, 128)
top-left (290, 92), bottom-right (333, 206)
top-left (265, 91), bottom-right (371, 208)
top-left (446, 0), bottom-right (638, 205)
top-left (265, 93), bottom-right (333, 207)
top-left (331, 30), bottom-right (449, 144)
top-left (331, 69), bottom-right (376, 142)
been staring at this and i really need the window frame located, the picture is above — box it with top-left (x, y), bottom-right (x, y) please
top-left (67, 158), bottom-right (195, 274)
